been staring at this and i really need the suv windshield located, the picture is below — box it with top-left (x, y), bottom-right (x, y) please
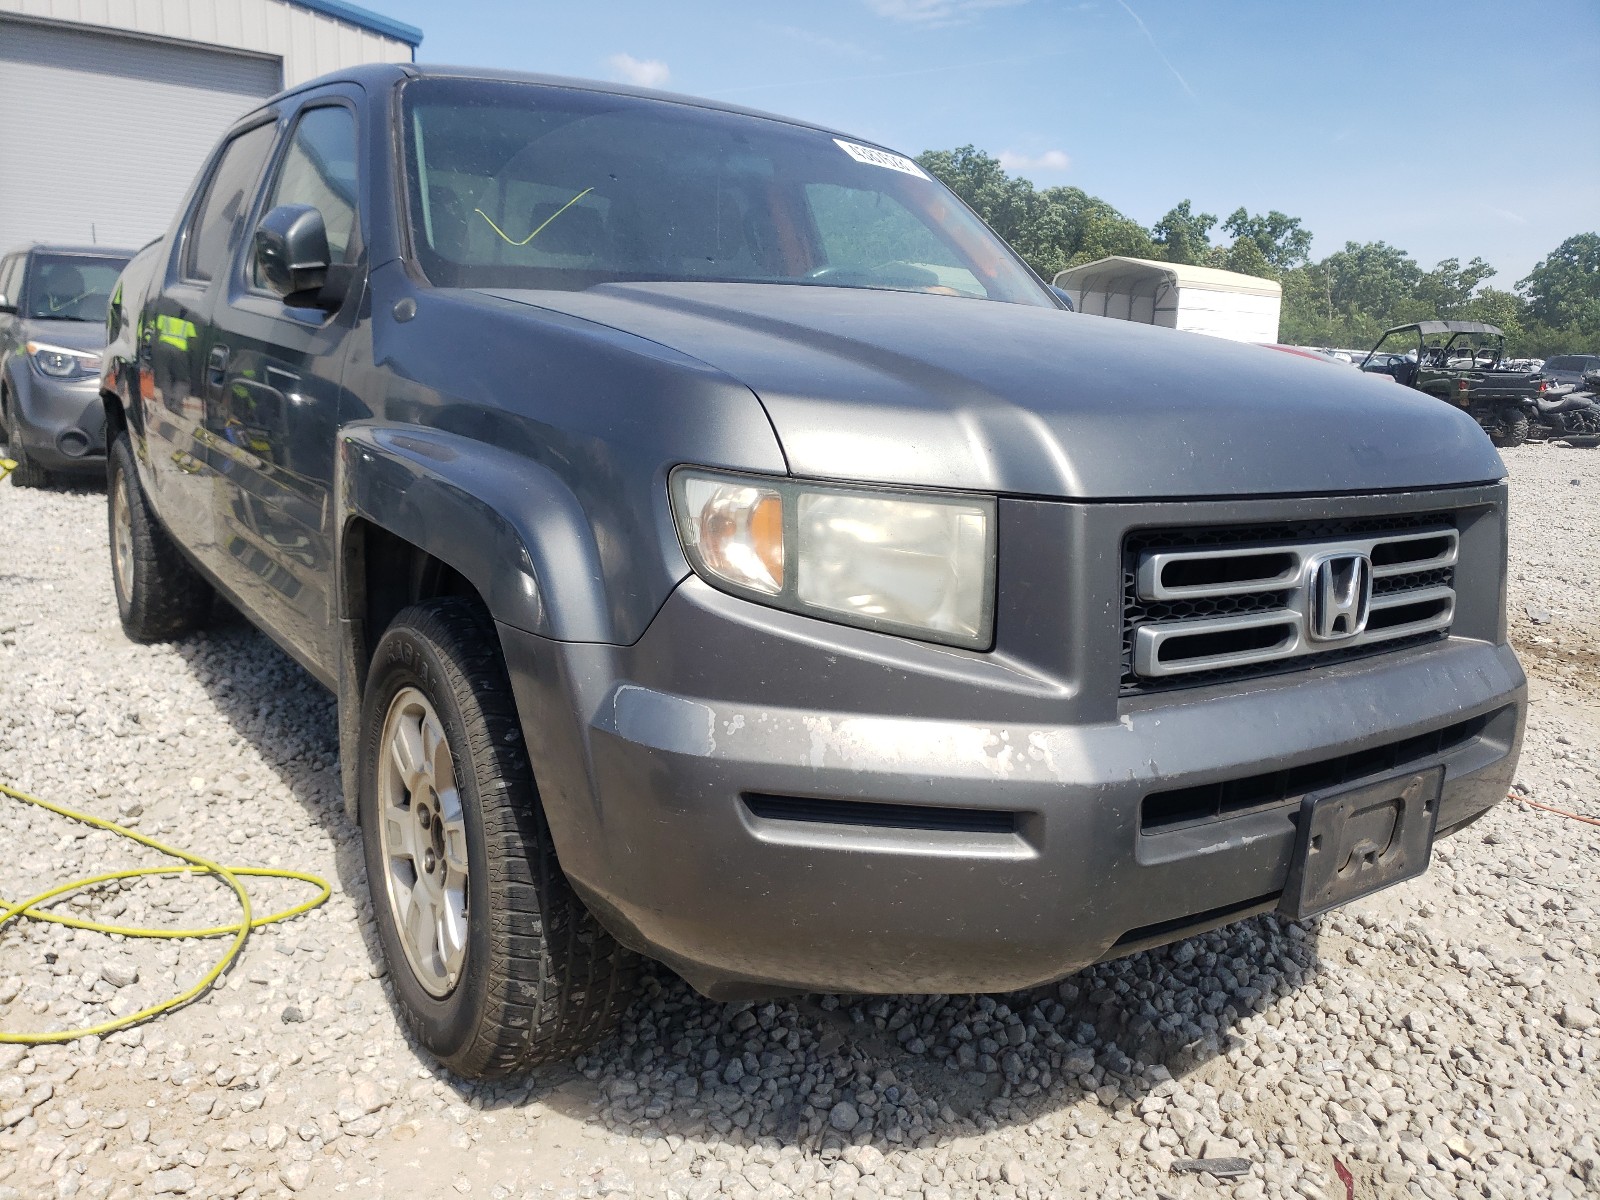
top-left (24, 253), bottom-right (129, 322)
top-left (402, 79), bottom-right (1051, 305)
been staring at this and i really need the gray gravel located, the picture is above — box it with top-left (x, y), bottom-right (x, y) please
top-left (1, 444), bottom-right (1596, 1199)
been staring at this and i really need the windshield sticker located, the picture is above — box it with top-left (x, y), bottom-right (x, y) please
top-left (834, 139), bottom-right (929, 180)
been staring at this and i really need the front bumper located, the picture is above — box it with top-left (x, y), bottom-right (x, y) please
top-left (502, 485), bottom-right (1525, 1000)
top-left (7, 368), bottom-right (105, 471)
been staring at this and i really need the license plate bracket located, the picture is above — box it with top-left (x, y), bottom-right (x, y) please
top-left (1279, 766), bottom-right (1444, 921)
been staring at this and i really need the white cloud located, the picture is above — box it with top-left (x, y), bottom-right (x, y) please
top-left (865, 0), bottom-right (1028, 27)
top-left (997, 149), bottom-right (1071, 175)
top-left (605, 53), bottom-right (671, 88)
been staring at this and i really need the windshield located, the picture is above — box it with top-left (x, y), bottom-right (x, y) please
top-left (401, 79), bottom-right (1051, 306)
top-left (24, 254), bottom-right (128, 322)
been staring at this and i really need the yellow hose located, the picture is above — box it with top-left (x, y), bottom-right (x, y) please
top-left (0, 780), bottom-right (330, 1044)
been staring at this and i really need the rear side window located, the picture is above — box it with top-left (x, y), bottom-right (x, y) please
top-left (183, 122), bottom-right (278, 283)
top-left (255, 105), bottom-right (360, 286)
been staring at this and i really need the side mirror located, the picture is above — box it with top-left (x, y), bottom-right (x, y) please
top-left (254, 204), bottom-right (331, 302)
top-left (0, 293), bottom-right (15, 315)
top-left (1048, 285), bottom-right (1076, 312)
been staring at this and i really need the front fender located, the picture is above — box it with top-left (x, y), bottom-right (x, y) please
top-left (339, 424), bottom-right (654, 643)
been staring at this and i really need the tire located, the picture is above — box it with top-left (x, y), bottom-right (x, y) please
top-left (359, 598), bottom-right (636, 1078)
top-left (1490, 409), bottom-right (1530, 448)
top-left (6, 443), bottom-right (49, 488)
top-left (107, 431), bottom-right (213, 641)
top-left (2, 389), bottom-right (49, 489)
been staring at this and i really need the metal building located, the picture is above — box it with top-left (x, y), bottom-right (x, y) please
top-left (0, 0), bottom-right (422, 252)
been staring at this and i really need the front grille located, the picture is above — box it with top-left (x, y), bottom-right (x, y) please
top-left (1139, 708), bottom-right (1499, 833)
top-left (1121, 513), bottom-right (1457, 693)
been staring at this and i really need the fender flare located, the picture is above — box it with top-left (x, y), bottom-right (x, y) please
top-left (338, 423), bottom-right (620, 643)
top-left (335, 424), bottom-right (642, 819)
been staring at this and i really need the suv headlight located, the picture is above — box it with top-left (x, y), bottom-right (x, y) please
top-left (27, 341), bottom-right (101, 380)
top-left (671, 468), bottom-right (996, 649)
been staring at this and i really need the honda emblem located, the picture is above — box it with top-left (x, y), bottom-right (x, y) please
top-left (1307, 552), bottom-right (1372, 641)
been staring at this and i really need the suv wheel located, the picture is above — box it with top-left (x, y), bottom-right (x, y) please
top-left (6, 443), bottom-right (49, 488)
top-left (107, 431), bottom-right (213, 640)
top-left (2, 391), bottom-right (49, 489)
top-left (359, 598), bottom-right (636, 1077)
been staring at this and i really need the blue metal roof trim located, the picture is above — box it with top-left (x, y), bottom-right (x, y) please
top-left (287, 0), bottom-right (423, 47)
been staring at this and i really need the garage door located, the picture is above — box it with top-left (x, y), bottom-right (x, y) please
top-left (0, 19), bottom-right (281, 254)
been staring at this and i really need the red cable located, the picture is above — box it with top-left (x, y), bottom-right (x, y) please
top-left (1511, 791), bottom-right (1600, 828)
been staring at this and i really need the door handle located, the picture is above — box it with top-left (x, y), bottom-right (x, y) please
top-left (207, 345), bottom-right (230, 386)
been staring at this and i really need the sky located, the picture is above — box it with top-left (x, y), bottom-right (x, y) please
top-left (374, 0), bottom-right (1600, 284)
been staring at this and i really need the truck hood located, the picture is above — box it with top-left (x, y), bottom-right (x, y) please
top-left (482, 282), bottom-right (1504, 500)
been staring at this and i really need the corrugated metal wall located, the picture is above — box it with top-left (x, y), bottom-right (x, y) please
top-left (0, 0), bottom-right (414, 251)
top-left (0, 0), bottom-right (414, 87)
top-left (0, 19), bottom-right (282, 250)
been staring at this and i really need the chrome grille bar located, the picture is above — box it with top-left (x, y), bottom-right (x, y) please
top-left (1130, 527), bottom-right (1456, 680)
top-left (1136, 528), bottom-right (1457, 602)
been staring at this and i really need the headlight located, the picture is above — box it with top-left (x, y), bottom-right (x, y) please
top-left (27, 341), bottom-right (100, 379)
top-left (671, 468), bottom-right (996, 648)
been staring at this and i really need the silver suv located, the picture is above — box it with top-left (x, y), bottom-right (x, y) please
top-left (0, 243), bottom-right (133, 486)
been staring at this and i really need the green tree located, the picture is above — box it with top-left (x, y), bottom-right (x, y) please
top-left (1518, 233), bottom-right (1600, 331)
top-left (1223, 236), bottom-right (1272, 279)
top-left (914, 146), bottom-right (1043, 258)
top-left (1278, 262), bottom-right (1334, 344)
top-left (1309, 240), bottom-right (1434, 344)
top-left (1036, 186), bottom-right (1155, 273)
top-left (1221, 208), bottom-right (1313, 273)
top-left (916, 142), bottom-right (1592, 355)
top-left (1150, 200), bottom-right (1216, 265)
top-left (1417, 257), bottom-right (1496, 315)
top-left (1461, 286), bottom-right (1526, 343)
top-left (916, 147), bottom-right (1154, 279)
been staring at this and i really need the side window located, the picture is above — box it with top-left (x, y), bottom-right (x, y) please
top-left (0, 255), bottom-right (18, 304)
top-left (182, 122), bottom-right (278, 284)
top-left (255, 106), bottom-right (359, 288)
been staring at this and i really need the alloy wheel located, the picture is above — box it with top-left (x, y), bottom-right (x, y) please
top-left (111, 471), bottom-right (135, 609)
top-left (376, 687), bottom-right (470, 997)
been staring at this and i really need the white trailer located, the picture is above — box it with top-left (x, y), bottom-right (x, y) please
top-left (1052, 256), bottom-right (1281, 344)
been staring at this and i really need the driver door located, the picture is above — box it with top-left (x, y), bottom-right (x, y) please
top-left (201, 95), bottom-right (364, 677)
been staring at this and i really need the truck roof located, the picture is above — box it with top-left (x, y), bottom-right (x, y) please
top-left (9, 243), bottom-right (137, 258)
top-left (264, 62), bottom-right (855, 143)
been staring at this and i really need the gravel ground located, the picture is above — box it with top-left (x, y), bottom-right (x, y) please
top-left (0, 445), bottom-right (1596, 1200)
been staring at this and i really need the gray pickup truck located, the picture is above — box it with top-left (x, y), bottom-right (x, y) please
top-left (102, 65), bottom-right (1525, 1078)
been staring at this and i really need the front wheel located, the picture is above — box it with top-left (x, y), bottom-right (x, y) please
top-left (2, 392), bottom-right (49, 489)
top-left (5, 443), bottom-right (49, 488)
top-left (1490, 408), bottom-right (1530, 448)
top-left (358, 598), bottom-right (637, 1077)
